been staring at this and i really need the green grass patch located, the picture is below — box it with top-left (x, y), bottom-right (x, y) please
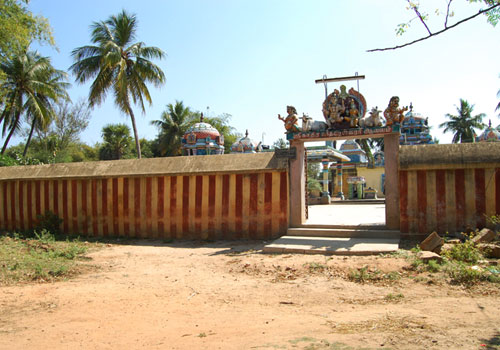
top-left (0, 231), bottom-right (98, 285)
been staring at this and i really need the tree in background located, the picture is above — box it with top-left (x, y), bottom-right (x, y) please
top-left (440, 99), bottom-right (486, 143)
top-left (99, 123), bottom-right (134, 160)
top-left (151, 100), bottom-right (196, 156)
top-left (0, 50), bottom-right (68, 155)
top-left (272, 138), bottom-right (289, 149)
top-left (0, 0), bottom-right (54, 68)
top-left (70, 10), bottom-right (165, 159)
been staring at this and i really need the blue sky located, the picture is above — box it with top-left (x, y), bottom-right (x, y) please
top-left (14, 0), bottom-right (500, 148)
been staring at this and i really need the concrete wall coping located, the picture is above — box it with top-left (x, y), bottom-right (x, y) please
top-left (0, 152), bottom-right (288, 180)
top-left (399, 143), bottom-right (500, 170)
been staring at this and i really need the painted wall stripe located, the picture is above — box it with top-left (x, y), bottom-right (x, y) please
top-left (170, 176), bottom-right (177, 238)
top-left (416, 170), bottom-right (427, 233)
top-left (475, 169), bottom-right (486, 227)
top-left (249, 174), bottom-right (258, 239)
top-left (279, 171), bottom-right (288, 233)
top-left (454, 169), bottom-right (465, 232)
top-left (407, 171), bottom-right (418, 233)
top-left (208, 175), bottom-right (216, 238)
top-left (221, 174), bottom-right (229, 235)
top-left (235, 174), bottom-right (243, 237)
top-left (157, 176), bottom-right (164, 236)
top-left (464, 169), bottom-right (475, 228)
top-left (496, 168), bottom-right (500, 215)
top-left (399, 171), bottom-right (408, 233)
top-left (195, 175), bottom-right (203, 235)
top-left (435, 170), bottom-right (446, 233)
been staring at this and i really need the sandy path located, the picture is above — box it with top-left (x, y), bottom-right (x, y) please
top-left (0, 241), bottom-right (498, 349)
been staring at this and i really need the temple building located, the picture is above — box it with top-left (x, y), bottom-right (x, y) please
top-left (476, 120), bottom-right (500, 142)
top-left (230, 130), bottom-right (263, 153)
top-left (181, 114), bottom-right (225, 156)
top-left (399, 103), bottom-right (434, 145)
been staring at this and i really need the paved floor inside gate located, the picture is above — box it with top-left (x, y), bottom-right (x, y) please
top-left (306, 201), bottom-right (386, 226)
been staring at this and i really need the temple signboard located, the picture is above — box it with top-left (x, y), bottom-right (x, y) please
top-left (287, 125), bottom-right (400, 141)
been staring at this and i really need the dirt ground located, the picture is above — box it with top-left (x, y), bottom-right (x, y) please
top-left (0, 240), bottom-right (499, 350)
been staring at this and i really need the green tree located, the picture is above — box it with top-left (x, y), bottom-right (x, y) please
top-left (99, 123), bottom-right (134, 160)
top-left (151, 100), bottom-right (196, 156)
top-left (272, 138), bottom-right (289, 149)
top-left (440, 99), bottom-right (486, 143)
top-left (0, 50), bottom-right (68, 155)
top-left (70, 10), bottom-right (165, 159)
top-left (0, 0), bottom-right (54, 64)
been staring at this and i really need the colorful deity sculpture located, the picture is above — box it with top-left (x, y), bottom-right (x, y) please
top-left (383, 96), bottom-right (407, 126)
top-left (322, 85), bottom-right (367, 129)
top-left (278, 105), bottom-right (301, 133)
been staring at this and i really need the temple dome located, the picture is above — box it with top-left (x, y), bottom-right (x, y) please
top-left (476, 120), bottom-right (500, 142)
top-left (181, 114), bottom-right (225, 156)
top-left (231, 130), bottom-right (262, 153)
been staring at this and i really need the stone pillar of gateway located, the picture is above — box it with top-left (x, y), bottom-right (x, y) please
top-left (280, 84), bottom-right (405, 230)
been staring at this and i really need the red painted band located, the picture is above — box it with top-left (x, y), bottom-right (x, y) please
top-left (170, 176), bottom-right (177, 237)
top-left (249, 174), bottom-right (258, 238)
top-left (134, 178), bottom-right (141, 237)
top-left (417, 170), bottom-right (427, 233)
top-left (264, 173), bottom-right (272, 234)
top-left (208, 175), bottom-right (216, 239)
top-left (113, 178), bottom-right (119, 236)
top-left (91, 179), bottom-right (98, 236)
top-left (62, 180), bottom-right (68, 233)
top-left (81, 180), bottom-right (88, 235)
top-left (435, 170), bottom-right (446, 234)
top-left (235, 174), bottom-right (243, 237)
top-left (182, 176), bottom-right (190, 236)
top-left (101, 179), bottom-right (108, 236)
top-left (123, 178), bottom-right (129, 235)
top-left (279, 172), bottom-right (288, 233)
top-left (221, 174), bottom-right (229, 235)
top-left (146, 177), bottom-right (152, 236)
top-left (18, 181), bottom-right (24, 231)
top-left (399, 171), bottom-right (408, 233)
top-left (157, 177), bottom-right (164, 236)
top-left (195, 175), bottom-right (202, 234)
top-left (27, 181), bottom-right (33, 230)
top-left (475, 168), bottom-right (486, 227)
top-left (455, 169), bottom-right (465, 232)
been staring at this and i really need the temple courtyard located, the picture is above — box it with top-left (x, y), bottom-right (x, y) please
top-left (0, 239), bottom-right (498, 350)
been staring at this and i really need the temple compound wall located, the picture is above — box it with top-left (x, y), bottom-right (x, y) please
top-left (399, 143), bottom-right (500, 236)
top-left (0, 153), bottom-right (288, 240)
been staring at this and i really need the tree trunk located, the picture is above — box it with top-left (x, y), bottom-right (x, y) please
top-left (23, 118), bottom-right (37, 157)
top-left (1, 112), bottom-right (21, 155)
top-left (128, 105), bottom-right (142, 159)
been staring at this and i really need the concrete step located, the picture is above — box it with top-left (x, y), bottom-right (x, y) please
top-left (263, 236), bottom-right (400, 256)
top-left (287, 227), bottom-right (401, 239)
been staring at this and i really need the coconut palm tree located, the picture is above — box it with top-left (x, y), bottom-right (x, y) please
top-left (150, 100), bottom-right (196, 156)
top-left (70, 10), bottom-right (165, 159)
top-left (440, 99), bottom-right (485, 143)
top-left (0, 50), bottom-right (68, 155)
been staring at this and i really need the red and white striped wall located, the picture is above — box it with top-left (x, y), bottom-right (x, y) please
top-left (399, 167), bottom-right (500, 234)
top-left (0, 172), bottom-right (288, 240)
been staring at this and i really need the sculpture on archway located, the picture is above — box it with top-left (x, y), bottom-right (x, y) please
top-left (322, 85), bottom-right (367, 130)
top-left (278, 105), bottom-right (301, 133)
top-left (383, 96), bottom-right (407, 126)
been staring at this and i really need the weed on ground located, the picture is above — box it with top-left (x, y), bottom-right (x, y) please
top-left (0, 231), bottom-right (100, 285)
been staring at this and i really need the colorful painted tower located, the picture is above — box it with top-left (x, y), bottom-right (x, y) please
top-left (476, 120), bottom-right (500, 142)
top-left (230, 130), bottom-right (262, 153)
top-left (181, 114), bottom-right (225, 156)
top-left (399, 103), bottom-right (434, 145)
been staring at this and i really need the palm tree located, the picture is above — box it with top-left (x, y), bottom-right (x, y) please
top-left (0, 50), bottom-right (68, 155)
top-left (70, 10), bottom-right (165, 159)
top-left (440, 99), bottom-right (485, 143)
top-left (150, 101), bottom-right (196, 156)
top-left (99, 123), bottom-right (134, 160)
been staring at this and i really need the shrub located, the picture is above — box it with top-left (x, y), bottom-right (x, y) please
top-left (442, 239), bottom-right (483, 264)
top-left (35, 211), bottom-right (63, 235)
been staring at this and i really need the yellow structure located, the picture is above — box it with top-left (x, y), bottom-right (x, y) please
top-left (357, 167), bottom-right (385, 198)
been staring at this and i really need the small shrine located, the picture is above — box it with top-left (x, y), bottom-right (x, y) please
top-left (476, 120), bottom-right (500, 142)
top-left (230, 130), bottom-right (263, 153)
top-left (338, 140), bottom-right (368, 169)
top-left (399, 103), bottom-right (434, 145)
top-left (181, 114), bottom-right (225, 156)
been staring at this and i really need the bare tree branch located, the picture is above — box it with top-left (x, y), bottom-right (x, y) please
top-left (368, 2), bottom-right (500, 52)
top-left (445, 0), bottom-right (453, 28)
top-left (407, 0), bottom-right (432, 35)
